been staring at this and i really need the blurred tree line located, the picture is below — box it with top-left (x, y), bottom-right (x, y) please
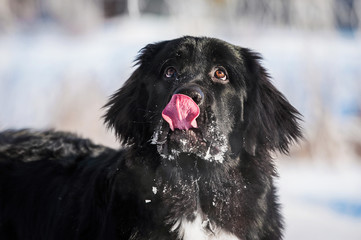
top-left (0, 0), bottom-right (359, 33)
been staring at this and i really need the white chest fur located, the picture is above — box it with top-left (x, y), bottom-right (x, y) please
top-left (172, 213), bottom-right (240, 240)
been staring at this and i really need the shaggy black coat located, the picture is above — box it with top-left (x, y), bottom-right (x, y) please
top-left (0, 36), bottom-right (302, 240)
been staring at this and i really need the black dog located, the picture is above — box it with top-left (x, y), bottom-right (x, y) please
top-left (0, 36), bottom-right (301, 240)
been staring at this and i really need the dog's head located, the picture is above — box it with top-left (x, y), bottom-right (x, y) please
top-left (104, 36), bottom-right (301, 164)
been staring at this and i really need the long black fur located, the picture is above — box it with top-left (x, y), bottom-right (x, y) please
top-left (0, 36), bottom-right (301, 240)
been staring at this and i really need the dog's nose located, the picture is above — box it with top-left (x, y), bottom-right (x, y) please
top-left (174, 86), bottom-right (204, 105)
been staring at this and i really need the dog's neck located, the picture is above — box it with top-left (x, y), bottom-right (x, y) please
top-left (122, 147), bottom-right (266, 239)
top-left (153, 153), bottom-right (244, 239)
top-left (155, 154), bottom-right (239, 215)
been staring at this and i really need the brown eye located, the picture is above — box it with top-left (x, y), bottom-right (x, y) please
top-left (165, 67), bottom-right (177, 78)
top-left (212, 67), bottom-right (228, 83)
top-left (214, 69), bottom-right (226, 80)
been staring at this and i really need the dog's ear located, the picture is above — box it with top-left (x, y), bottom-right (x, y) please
top-left (241, 48), bottom-right (302, 155)
top-left (103, 41), bottom-right (168, 146)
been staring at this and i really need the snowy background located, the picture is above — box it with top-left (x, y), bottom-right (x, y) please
top-left (0, 0), bottom-right (361, 239)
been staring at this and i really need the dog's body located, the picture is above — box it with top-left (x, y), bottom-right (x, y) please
top-left (0, 37), bottom-right (301, 240)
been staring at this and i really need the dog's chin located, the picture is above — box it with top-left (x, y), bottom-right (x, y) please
top-left (152, 125), bottom-right (228, 163)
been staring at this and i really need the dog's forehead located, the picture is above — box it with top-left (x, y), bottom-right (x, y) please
top-left (166, 37), bottom-right (241, 63)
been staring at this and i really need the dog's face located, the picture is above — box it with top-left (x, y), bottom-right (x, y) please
top-left (105, 37), bottom-right (301, 165)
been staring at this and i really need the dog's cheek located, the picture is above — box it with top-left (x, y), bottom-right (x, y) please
top-left (228, 129), bottom-right (244, 158)
top-left (226, 97), bottom-right (247, 157)
top-left (148, 81), bottom-right (173, 107)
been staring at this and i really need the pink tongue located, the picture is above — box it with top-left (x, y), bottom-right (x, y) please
top-left (162, 94), bottom-right (200, 131)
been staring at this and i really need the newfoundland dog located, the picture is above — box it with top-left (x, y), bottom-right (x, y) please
top-left (0, 36), bottom-right (301, 240)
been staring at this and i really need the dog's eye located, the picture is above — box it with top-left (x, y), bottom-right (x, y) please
top-left (164, 67), bottom-right (177, 78)
top-left (211, 67), bottom-right (228, 83)
top-left (214, 69), bottom-right (226, 80)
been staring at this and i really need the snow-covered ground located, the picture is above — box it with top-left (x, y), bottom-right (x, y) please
top-left (0, 16), bottom-right (360, 239)
top-left (278, 160), bottom-right (361, 240)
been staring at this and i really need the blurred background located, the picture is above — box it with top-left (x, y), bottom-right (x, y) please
top-left (0, 0), bottom-right (360, 239)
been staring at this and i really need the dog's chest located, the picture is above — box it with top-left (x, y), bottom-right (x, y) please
top-left (172, 213), bottom-right (240, 240)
